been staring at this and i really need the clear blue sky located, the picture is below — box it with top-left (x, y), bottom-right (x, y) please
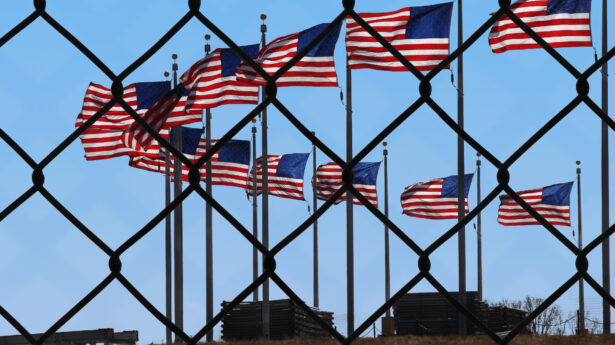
top-left (0, 0), bottom-right (614, 342)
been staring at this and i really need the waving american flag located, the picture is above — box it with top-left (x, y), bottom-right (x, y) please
top-left (400, 174), bottom-right (473, 219)
top-left (346, 2), bottom-right (453, 71)
top-left (129, 127), bottom-right (251, 189)
top-left (180, 44), bottom-right (260, 110)
top-left (236, 23), bottom-right (342, 87)
top-left (498, 182), bottom-right (573, 226)
top-left (489, 0), bottom-right (592, 53)
top-left (246, 153), bottom-right (310, 200)
top-left (76, 82), bottom-right (201, 161)
top-left (314, 162), bottom-right (381, 208)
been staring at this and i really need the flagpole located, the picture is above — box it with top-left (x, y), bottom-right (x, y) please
top-left (577, 160), bottom-right (585, 334)
top-left (163, 70), bottom-right (173, 345)
top-left (312, 131), bottom-right (319, 309)
top-left (383, 142), bottom-right (391, 319)
top-left (252, 118), bottom-right (259, 302)
top-left (476, 153), bottom-right (482, 303)
top-left (456, 0), bottom-right (467, 336)
top-left (601, 0), bottom-right (611, 334)
top-left (345, 56), bottom-right (355, 337)
top-left (171, 53), bottom-right (184, 340)
top-left (204, 35), bottom-right (214, 343)
top-left (260, 13), bottom-right (270, 340)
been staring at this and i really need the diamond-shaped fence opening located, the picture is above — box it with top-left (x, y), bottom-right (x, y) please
top-left (0, 1), bottom-right (614, 345)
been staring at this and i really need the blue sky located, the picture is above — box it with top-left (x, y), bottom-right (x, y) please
top-left (0, 0), bottom-right (614, 342)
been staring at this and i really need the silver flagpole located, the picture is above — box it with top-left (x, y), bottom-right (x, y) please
top-left (163, 70), bottom-right (173, 345)
top-left (312, 131), bottom-right (319, 308)
top-left (260, 13), bottom-right (270, 340)
top-left (476, 153), bottom-right (482, 303)
top-left (171, 53), bottom-right (184, 340)
top-left (601, 0), bottom-right (611, 334)
top-left (383, 142), bottom-right (390, 316)
top-left (382, 141), bottom-right (394, 336)
top-left (345, 55), bottom-right (355, 337)
top-left (204, 35), bottom-right (214, 343)
top-left (457, 0), bottom-right (467, 336)
top-left (577, 160), bottom-right (585, 334)
top-left (252, 119), bottom-right (259, 302)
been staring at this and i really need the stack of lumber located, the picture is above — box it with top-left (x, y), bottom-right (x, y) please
top-left (0, 329), bottom-right (138, 345)
top-left (393, 291), bottom-right (488, 335)
top-left (221, 299), bottom-right (334, 340)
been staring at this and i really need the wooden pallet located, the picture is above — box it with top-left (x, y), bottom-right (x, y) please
top-left (221, 299), bottom-right (334, 340)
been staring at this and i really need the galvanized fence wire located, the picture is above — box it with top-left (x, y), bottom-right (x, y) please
top-left (0, 0), bottom-right (614, 344)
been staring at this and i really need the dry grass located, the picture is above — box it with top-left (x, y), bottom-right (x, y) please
top-left (187, 334), bottom-right (615, 345)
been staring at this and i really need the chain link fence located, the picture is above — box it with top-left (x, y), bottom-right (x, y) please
top-left (0, 0), bottom-right (614, 344)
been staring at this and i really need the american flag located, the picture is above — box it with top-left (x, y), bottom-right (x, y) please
top-left (76, 82), bottom-right (201, 161)
top-left (400, 174), bottom-right (473, 219)
top-left (314, 162), bottom-right (381, 208)
top-left (123, 84), bottom-right (190, 153)
top-left (497, 182), bottom-right (573, 226)
top-left (246, 153), bottom-right (310, 200)
top-left (236, 23), bottom-right (342, 87)
top-left (129, 127), bottom-right (251, 189)
top-left (180, 44), bottom-right (260, 110)
top-left (489, 0), bottom-right (592, 53)
top-left (345, 2), bottom-right (453, 71)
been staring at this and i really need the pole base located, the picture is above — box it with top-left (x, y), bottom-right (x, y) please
top-left (381, 316), bottom-right (395, 336)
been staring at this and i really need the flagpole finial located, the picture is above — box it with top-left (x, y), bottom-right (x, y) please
top-left (311, 131), bottom-right (315, 135)
top-left (251, 118), bottom-right (257, 124)
top-left (383, 141), bottom-right (387, 147)
top-left (171, 54), bottom-right (178, 74)
top-left (260, 14), bottom-right (267, 34)
top-left (576, 160), bottom-right (581, 165)
top-left (204, 34), bottom-right (211, 55)
top-left (164, 71), bottom-right (170, 78)
top-left (477, 152), bottom-right (481, 157)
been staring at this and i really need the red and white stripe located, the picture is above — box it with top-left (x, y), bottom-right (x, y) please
top-left (497, 188), bottom-right (571, 226)
top-left (400, 178), bottom-right (468, 220)
top-left (345, 8), bottom-right (450, 71)
top-left (76, 82), bottom-right (201, 130)
top-left (76, 83), bottom-right (200, 161)
top-left (122, 86), bottom-right (187, 153)
top-left (236, 34), bottom-right (338, 87)
top-left (79, 127), bottom-right (169, 161)
top-left (180, 49), bottom-right (259, 110)
top-left (246, 155), bottom-right (305, 200)
top-left (129, 139), bottom-right (250, 189)
top-left (488, 0), bottom-right (592, 53)
top-left (314, 162), bottom-right (378, 208)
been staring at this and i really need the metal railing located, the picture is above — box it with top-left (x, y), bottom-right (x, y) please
top-left (0, 1), bottom-right (614, 344)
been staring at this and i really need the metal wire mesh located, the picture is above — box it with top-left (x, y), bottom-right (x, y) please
top-left (0, 0), bottom-right (614, 344)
